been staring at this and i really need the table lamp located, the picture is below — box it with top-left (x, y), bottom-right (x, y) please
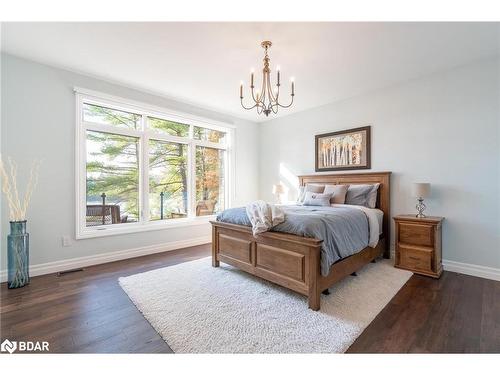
top-left (412, 182), bottom-right (431, 218)
top-left (272, 184), bottom-right (285, 204)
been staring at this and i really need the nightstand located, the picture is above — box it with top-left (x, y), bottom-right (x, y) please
top-left (393, 215), bottom-right (444, 278)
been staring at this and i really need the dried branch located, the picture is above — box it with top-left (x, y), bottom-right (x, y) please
top-left (0, 159), bottom-right (20, 220)
top-left (0, 155), bottom-right (41, 221)
top-left (21, 159), bottom-right (41, 218)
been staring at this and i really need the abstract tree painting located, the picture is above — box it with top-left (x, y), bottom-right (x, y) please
top-left (315, 126), bottom-right (371, 171)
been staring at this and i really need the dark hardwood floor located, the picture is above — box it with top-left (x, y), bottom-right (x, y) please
top-left (1, 244), bottom-right (499, 353)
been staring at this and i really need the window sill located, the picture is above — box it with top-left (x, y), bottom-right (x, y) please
top-left (76, 215), bottom-right (216, 240)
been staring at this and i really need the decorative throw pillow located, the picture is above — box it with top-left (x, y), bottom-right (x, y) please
top-left (345, 184), bottom-right (380, 208)
top-left (323, 184), bottom-right (349, 204)
top-left (302, 192), bottom-right (332, 206)
top-left (297, 183), bottom-right (325, 204)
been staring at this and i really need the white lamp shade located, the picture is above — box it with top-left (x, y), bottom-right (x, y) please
top-left (273, 184), bottom-right (285, 194)
top-left (412, 183), bottom-right (431, 198)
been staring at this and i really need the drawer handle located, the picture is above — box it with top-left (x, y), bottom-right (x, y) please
top-left (408, 256), bottom-right (421, 261)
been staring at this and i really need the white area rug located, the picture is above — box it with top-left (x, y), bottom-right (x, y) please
top-left (119, 257), bottom-right (412, 353)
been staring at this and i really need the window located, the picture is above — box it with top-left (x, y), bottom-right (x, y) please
top-left (83, 103), bottom-right (141, 129)
top-left (149, 139), bottom-right (188, 220)
top-left (85, 131), bottom-right (140, 226)
top-left (76, 89), bottom-right (233, 238)
top-left (195, 146), bottom-right (225, 216)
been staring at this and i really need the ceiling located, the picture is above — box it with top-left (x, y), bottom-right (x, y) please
top-left (2, 22), bottom-right (499, 122)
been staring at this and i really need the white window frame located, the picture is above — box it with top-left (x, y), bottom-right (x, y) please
top-left (75, 87), bottom-right (235, 239)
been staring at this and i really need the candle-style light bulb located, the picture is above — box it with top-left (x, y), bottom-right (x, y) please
top-left (291, 77), bottom-right (295, 96)
top-left (240, 81), bottom-right (243, 98)
top-left (276, 65), bottom-right (281, 85)
top-left (251, 68), bottom-right (254, 87)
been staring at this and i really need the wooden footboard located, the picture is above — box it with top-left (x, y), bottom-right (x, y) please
top-left (211, 221), bottom-right (323, 310)
top-left (211, 221), bottom-right (386, 310)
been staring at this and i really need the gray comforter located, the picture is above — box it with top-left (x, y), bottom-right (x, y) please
top-left (216, 205), bottom-right (369, 276)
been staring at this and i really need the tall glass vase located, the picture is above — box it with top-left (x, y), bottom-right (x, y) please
top-left (7, 220), bottom-right (30, 289)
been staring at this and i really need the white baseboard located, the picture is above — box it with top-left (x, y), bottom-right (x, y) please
top-left (0, 236), bottom-right (211, 283)
top-left (442, 260), bottom-right (500, 281)
top-left (390, 249), bottom-right (500, 282)
top-left (2, 239), bottom-right (498, 283)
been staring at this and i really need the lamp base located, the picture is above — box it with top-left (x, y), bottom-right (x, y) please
top-left (415, 198), bottom-right (426, 218)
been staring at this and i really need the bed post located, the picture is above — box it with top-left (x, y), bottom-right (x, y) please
top-left (308, 245), bottom-right (321, 311)
top-left (212, 225), bottom-right (219, 267)
top-left (381, 172), bottom-right (391, 259)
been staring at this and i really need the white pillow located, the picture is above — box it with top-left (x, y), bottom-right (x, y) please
top-left (297, 183), bottom-right (325, 203)
top-left (297, 186), bottom-right (305, 203)
top-left (367, 183), bottom-right (380, 208)
top-left (303, 192), bottom-right (332, 206)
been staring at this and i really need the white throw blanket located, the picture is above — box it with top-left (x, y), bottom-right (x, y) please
top-left (245, 200), bottom-right (285, 236)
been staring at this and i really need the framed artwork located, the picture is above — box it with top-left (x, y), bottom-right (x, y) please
top-left (315, 126), bottom-right (371, 171)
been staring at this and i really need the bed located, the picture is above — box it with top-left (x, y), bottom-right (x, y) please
top-left (210, 172), bottom-right (391, 311)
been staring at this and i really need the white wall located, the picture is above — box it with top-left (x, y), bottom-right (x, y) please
top-left (259, 57), bottom-right (500, 269)
top-left (2, 53), bottom-right (499, 276)
top-left (0, 53), bottom-right (259, 271)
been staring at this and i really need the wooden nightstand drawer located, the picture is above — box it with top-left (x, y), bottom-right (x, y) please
top-left (394, 215), bottom-right (444, 278)
top-left (399, 245), bottom-right (432, 272)
top-left (398, 222), bottom-right (433, 247)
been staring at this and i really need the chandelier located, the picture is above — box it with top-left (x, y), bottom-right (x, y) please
top-left (239, 41), bottom-right (295, 116)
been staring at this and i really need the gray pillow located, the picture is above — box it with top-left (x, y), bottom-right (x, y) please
top-left (303, 192), bottom-right (332, 206)
top-left (323, 184), bottom-right (349, 204)
top-left (345, 184), bottom-right (379, 208)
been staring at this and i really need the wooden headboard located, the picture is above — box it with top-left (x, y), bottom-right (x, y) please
top-left (298, 172), bottom-right (391, 253)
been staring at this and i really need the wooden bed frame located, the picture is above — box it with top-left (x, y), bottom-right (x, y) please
top-left (210, 171), bottom-right (391, 311)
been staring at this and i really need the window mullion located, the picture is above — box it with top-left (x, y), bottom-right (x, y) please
top-left (141, 115), bottom-right (150, 224)
top-left (193, 139), bottom-right (227, 150)
top-left (83, 120), bottom-right (142, 138)
top-left (146, 130), bottom-right (190, 144)
top-left (225, 130), bottom-right (232, 210)
top-left (188, 125), bottom-right (196, 218)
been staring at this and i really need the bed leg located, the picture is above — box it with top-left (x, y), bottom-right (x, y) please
top-left (211, 226), bottom-right (219, 267)
top-left (322, 289), bottom-right (330, 295)
top-left (351, 272), bottom-right (358, 276)
top-left (308, 245), bottom-right (321, 311)
top-left (308, 291), bottom-right (321, 311)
